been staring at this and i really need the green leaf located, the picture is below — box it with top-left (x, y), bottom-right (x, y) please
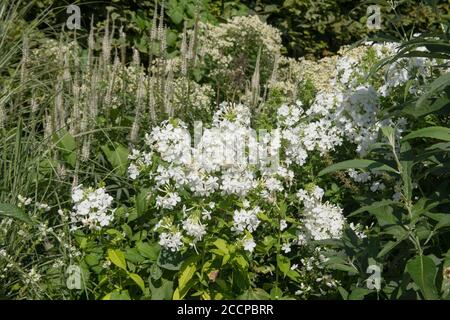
top-left (337, 286), bottom-right (349, 300)
top-left (168, 7), bottom-right (184, 25)
top-left (276, 254), bottom-right (290, 275)
top-left (406, 255), bottom-right (439, 300)
top-left (157, 250), bottom-right (183, 271)
top-left (103, 290), bottom-right (131, 300)
top-left (213, 238), bottom-right (229, 256)
top-left (404, 95), bottom-right (450, 118)
top-left (149, 279), bottom-right (173, 300)
top-left (174, 258), bottom-right (198, 300)
top-left (404, 126), bottom-right (450, 142)
top-left (129, 273), bottom-right (145, 292)
top-left (370, 205), bottom-right (398, 227)
top-left (319, 159), bottom-right (397, 176)
top-left (149, 264), bottom-right (162, 280)
top-left (381, 126), bottom-right (396, 145)
top-left (136, 242), bottom-right (160, 261)
top-left (235, 255), bottom-right (249, 270)
top-left (416, 72), bottom-right (450, 108)
top-left (237, 288), bottom-right (271, 300)
top-left (178, 261), bottom-right (197, 292)
top-left (135, 190), bottom-right (149, 216)
top-left (325, 256), bottom-right (358, 273)
top-left (270, 286), bottom-right (283, 300)
top-left (108, 249), bottom-right (127, 271)
top-left (0, 203), bottom-right (34, 224)
top-left (55, 129), bottom-right (76, 167)
top-left (349, 288), bottom-right (372, 300)
top-left (101, 143), bottom-right (129, 176)
top-left (125, 248), bottom-right (145, 264)
top-left (400, 142), bottom-right (413, 203)
top-left (349, 200), bottom-right (398, 217)
top-left (377, 236), bottom-right (407, 258)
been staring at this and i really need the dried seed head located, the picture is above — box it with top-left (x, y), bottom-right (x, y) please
top-left (129, 74), bottom-right (146, 143)
top-left (102, 14), bottom-right (111, 64)
top-left (120, 26), bottom-right (126, 64)
top-left (270, 53), bottom-right (280, 85)
top-left (54, 75), bottom-right (65, 131)
top-left (43, 114), bottom-right (53, 140)
top-left (31, 92), bottom-right (39, 113)
top-left (181, 22), bottom-right (188, 75)
top-left (81, 137), bottom-right (91, 162)
top-left (88, 16), bottom-right (95, 67)
top-left (148, 78), bottom-right (156, 122)
top-left (20, 34), bottom-right (29, 85)
top-left (132, 47), bottom-right (140, 67)
top-left (0, 103), bottom-right (6, 129)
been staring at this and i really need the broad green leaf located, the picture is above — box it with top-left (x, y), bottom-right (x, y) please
top-left (349, 200), bottom-right (398, 217)
top-left (54, 129), bottom-right (76, 151)
top-left (102, 290), bottom-right (131, 300)
top-left (157, 249), bottom-right (183, 271)
top-left (178, 262), bottom-right (196, 290)
top-left (101, 143), bottom-right (129, 176)
top-left (406, 255), bottom-right (439, 300)
top-left (348, 287), bottom-right (372, 300)
top-left (416, 73), bottom-right (450, 108)
top-left (136, 241), bottom-right (160, 261)
top-left (125, 248), bottom-right (145, 264)
top-left (213, 238), bottom-right (229, 256)
top-left (319, 159), bottom-right (397, 176)
top-left (175, 259), bottom-right (197, 300)
top-left (338, 286), bottom-right (349, 300)
top-left (325, 256), bottom-right (358, 273)
top-left (235, 255), bottom-right (249, 270)
top-left (135, 190), bottom-right (149, 216)
top-left (377, 236), bottom-right (407, 258)
top-left (270, 286), bottom-right (283, 300)
top-left (381, 126), bottom-right (396, 145)
top-left (0, 203), bottom-right (34, 224)
top-left (404, 126), bottom-right (450, 142)
top-left (149, 264), bottom-right (162, 280)
top-left (149, 279), bottom-right (173, 300)
top-left (108, 249), bottom-right (127, 271)
top-left (404, 95), bottom-right (450, 118)
top-left (129, 273), bottom-right (145, 292)
top-left (276, 254), bottom-right (290, 275)
top-left (55, 129), bottom-right (76, 167)
top-left (237, 288), bottom-right (271, 300)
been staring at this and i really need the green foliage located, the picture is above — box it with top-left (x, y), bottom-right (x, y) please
top-left (1, 0), bottom-right (450, 302)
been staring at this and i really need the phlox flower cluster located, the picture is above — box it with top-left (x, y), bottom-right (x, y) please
top-left (296, 186), bottom-right (346, 243)
top-left (70, 185), bottom-right (115, 231)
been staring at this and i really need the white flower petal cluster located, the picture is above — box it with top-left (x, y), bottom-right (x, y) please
top-left (130, 102), bottom-right (280, 199)
top-left (70, 185), bottom-right (115, 231)
top-left (232, 207), bottom-right (261, 234)
top-left (297, 186), bottom-right (345, 242)
top-left (182, 216), bottom-right (207, 242)
top-left (277, 101), bottom-right (304, 127)
top-left (128, 149), bottom-right (153, 180)
top-left (159, 231), bottom-right (183, 252)
top-left (145, 120), bottom-right (192, 165)
top-left (242, 237), bottom-right (256, 253)
top-left (155, 192), bottom-right (181, 210)
top-left (277, 100), bottom-right (343, 164)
